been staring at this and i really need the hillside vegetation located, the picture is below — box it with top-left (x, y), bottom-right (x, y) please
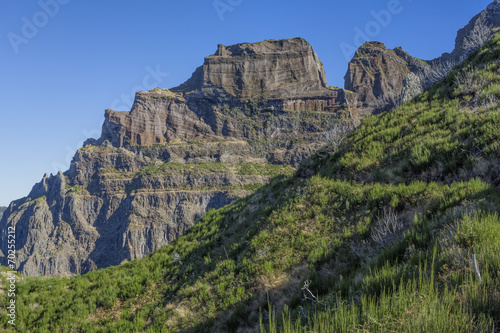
top-left (2, 35), bottom-right (500, 332)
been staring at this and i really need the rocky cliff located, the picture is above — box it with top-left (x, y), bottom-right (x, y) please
top-left (344, 42), bottom-right (426, 116)
top-left (172, 38), bottom-right (328, 99)
top-left (449, 0), bottom-right (500, 62)
top-left (0, 38), bottom-right (353, 277)
top-left (96, 38), bottom-right (347, 148)
top-left (345, 0), bottom-right (500, 115)
top-left (5, 1), bottom-right (499, 278)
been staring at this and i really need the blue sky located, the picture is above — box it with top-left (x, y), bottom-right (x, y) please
top-left (0, 0), bottom-right (492, 206)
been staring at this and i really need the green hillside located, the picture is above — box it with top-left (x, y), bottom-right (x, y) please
top-left (2, 35), bottom-right (500, 333)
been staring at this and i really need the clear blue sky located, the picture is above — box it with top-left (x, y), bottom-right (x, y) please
top-left (0, 0), bottom-right (492, 206)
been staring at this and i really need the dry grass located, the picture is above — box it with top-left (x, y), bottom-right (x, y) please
top-left (88, 299), bottom-right (124, 323)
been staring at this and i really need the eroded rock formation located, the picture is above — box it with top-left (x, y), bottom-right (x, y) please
top-left (171, 38), bottom-right (328, 99)
top-left (97, 38), bottom-right (347, 148)
top-left (344, 42), bottom-right (425, 116)
top-left (6, 0), bottom-right (500, 277)
top-left (345, 0), bottom-right (500, 115)
top-left (449, 0), bottom-right (500, 62)
top-left (0, 38), bottom-right (353, 277)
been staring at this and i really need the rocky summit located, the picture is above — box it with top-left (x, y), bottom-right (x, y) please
top-left (172, 38), bottom-right (329, 99)
top-left (345, 1), bottom-right (500, 115)
top-left (451, 0), bottom-right (500, 61)
top-left (0, 38), bottom-right (353, 277)
top-left (97, 38), bottom-right (348, 148)
top-left (344, 42), bottom-right (426, 116)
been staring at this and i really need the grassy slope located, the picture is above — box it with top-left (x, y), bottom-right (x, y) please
top-left (2, 36), bottom-right (500, 332)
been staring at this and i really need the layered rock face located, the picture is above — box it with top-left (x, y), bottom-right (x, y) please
top-left (99, 38), bottom-right (347, 148)
top-left (0, 38), bottom-right (353, 277)
top-left (171, 38), bottom-right (328, 99)
top-left (1, 147), bottom-right (271, 276)
top-left (99, 88), bottom-right (347, 147)
top-left (345, 0), bottom-right (500, 115)
top-left (5, 1), bottom-right (500, 277)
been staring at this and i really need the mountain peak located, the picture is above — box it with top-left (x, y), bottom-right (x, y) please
top-left (450, 0), bottom-right (500, 60)
top-left (96, 37), bottom-right (347, 148)
top-left (213, 37), bottom-right (310, 56)
top-left (171, 37), bottom-right (329, 99)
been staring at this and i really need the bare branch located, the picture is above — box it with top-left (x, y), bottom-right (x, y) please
top-left (301, 279), bottom-right (318, 303)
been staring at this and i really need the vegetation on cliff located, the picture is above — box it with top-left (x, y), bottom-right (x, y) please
top-left (0, 34), bottom-right (354, 277)
top-left (2, 29), bottom-right (500, 333)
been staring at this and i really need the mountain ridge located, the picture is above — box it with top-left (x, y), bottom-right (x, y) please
top-left (0, 38), bottom-right (353, 277)
top-left (3, 0), bottom-right (500, 279)
top-left (345, 0), bottom-right (500, 115)
top-left (2, 30), bottom-right (499, 332)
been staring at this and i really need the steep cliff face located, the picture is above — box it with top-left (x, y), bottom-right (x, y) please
top-left (1, 154), bottom-right (271, 276)
top-left (98, 88), bottom-right (347, 148)
top-left (345, 0), bottom-right (500, 115)
top-left (344, 42), bottom-right (426, 116)
top-left (98, 38), bottom-right (347, 148)
top-left (448, 0), bottom-right (500, 62)
top-left (0, 38), bottom-right (353, 277)
top-left (171, 38), bottom-right (328, 99)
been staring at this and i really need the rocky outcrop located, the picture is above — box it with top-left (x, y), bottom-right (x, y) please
top-left (171, 38), bottom-right (328, 99)
top-left (98, 38), bottom-right (348, 148)
top-left (0, 38), bottom-right (354, 277)
top-left (11, 0), bottom-right (500, 275)
top-left (345, 0), bottom-right (500, 115)
top-left (344, 42), bottom-right (425, 115)
top-left (97, 88), bottom-right (348, 147)
top-left (98, 90), bottom-right (214, 147)
top-left (446, 0), bottom-right (500, 62)
top-left (1, 161), bottom-right (256, 276)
